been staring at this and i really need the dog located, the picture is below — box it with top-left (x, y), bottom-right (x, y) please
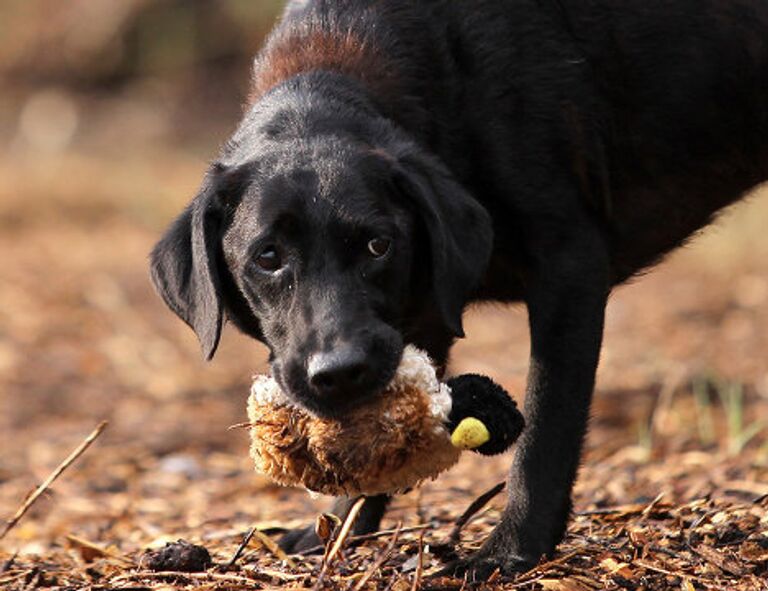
top-left (150, 0), bottom-right (768, 579)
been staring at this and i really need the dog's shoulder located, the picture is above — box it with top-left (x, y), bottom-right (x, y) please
top-left (248, 1), bottom-right (462, 133)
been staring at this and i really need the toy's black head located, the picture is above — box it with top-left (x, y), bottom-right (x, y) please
top-left (446, 374), bottom-right (525, 456)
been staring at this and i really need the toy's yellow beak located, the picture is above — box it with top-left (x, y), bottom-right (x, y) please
top-left (450, 417), bottom-right (490, 450)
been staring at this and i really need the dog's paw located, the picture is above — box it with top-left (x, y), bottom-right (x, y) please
top-left (278, 525), bottom-right (323, 555)
top-left (438, 548), bottom-right (537, 582)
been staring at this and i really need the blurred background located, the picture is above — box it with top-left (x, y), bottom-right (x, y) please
top-left (0, 0), bottom-right (766, 564)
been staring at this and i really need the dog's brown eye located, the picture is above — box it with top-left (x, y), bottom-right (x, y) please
top-left (367, 237), bottom-right (391, 258)
top-left (256, 247), bottom-right (281, 272)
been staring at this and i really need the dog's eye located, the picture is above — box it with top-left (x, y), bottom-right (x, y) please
top-left (255, 246), bottom-right (282, 272)
top-left (367, 237), bottom-right (391, 258)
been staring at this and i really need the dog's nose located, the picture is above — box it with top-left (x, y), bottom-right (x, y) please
top-left (308, 347), bottom-right (369, 398)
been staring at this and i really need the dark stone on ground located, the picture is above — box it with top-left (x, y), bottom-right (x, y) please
top-left (142, 540), bottom-right (212, 573)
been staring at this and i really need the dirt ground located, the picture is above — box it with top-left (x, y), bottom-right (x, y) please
top-left (1, 66), bottom-right (767, 591)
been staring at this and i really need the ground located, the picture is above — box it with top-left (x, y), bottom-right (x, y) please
top-left (1, 104), bottom-right (767, 590)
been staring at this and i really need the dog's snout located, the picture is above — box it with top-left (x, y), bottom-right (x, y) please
top-left (308, 347), bottom-right (370, 398)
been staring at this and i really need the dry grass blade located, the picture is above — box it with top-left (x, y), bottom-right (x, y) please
top-left (256, 567), bottom-right (308, 582)
top-left (448, 481), bottom-right (505, 543)
top-left (512, 550), bottom-right (582, 583)
top-left (0, 421), bottom-right (108, 540)
top-left (688, 543), bottom-right (748, 577)
top-left (314, 496), bottom-right (366, 590)
top-left (632, 559), bottom-right (705, 582)
top-left (0, 552), bottom-right (18, 574)
top-left (252, 528), bottom-right (296, 567)
top-left (65, 534), bottom-right (132, 565)
top-left (327, 497), bottom-right (366, 564)
top-left (112, 570), bottom-right (258, 585)
top-left (299, 524), bottom-right (430, 556)
top-left (640, 492), bottom-right (666, 517)
top-left (411, 531), bottom-right (425, 591)
top-left (350, 522), bottom-right (402, 591)
top-left (226, 526), bottom-right (258, 568)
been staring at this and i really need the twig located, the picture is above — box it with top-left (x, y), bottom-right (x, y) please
top-left (111, 570), bottom-right (259, 585)
top-left (0, 552), bottom-right (17, 573)
top-left (298, 524), bottom-right (430, 556)
top-left (646, 544), bottom-right (684, 559)
top-left (649, 364), bottom-right (687, 438)
top-left (327, 497), bottom-right (366, 565)
top-left (504, 573), bottom-right (547, 589)
top-left (65, 534), bottom-right (133, 565)
top-left (448, 481), bottom-right (505, 543)
top-left (633, 559), bottom-right (707, 583)
top-left (314, 496), bottom-right (366, 590)
top-left (227, 526), bottom-right (258, 568)
top-left (0, 421), bottom-right (108, 540)
top-left (252, 528), bottom-right (296, 567)
top-left (350, 522), bottom-right (402, 591)
top-left (0, 572), bottom-right (30, 587)
top-left (686, 542), bottom-right (747, 577)
top-left (411, 531), bottom-right (425, 591)
top-left (23, 569), bottom-right (41, 589)
top-left (687, 508), bottom-right (717, 533)
top-left (256, 567), bottom-right (308, 582)
top-left (512, 550), bottom-right (582, 582)
top-left (640, 492), bottom-right (666, 518)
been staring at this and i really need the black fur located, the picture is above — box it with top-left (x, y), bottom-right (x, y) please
top-left (150, 0), bottom-right (768, 579)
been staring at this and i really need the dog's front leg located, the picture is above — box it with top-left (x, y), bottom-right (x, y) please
top-left (448, 219), bottom-right (610, 579)
top-left (279, 494), bottom-right (391, 553)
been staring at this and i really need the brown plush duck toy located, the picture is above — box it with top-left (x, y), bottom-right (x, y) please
top-left (247, 345), bottom-right (524, 496)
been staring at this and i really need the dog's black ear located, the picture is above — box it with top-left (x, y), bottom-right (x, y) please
top-left (150, 166), bottom-right (228, 360)
top-left (392, 150), bottom-right (493, 337)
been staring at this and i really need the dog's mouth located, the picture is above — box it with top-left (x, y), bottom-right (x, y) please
top-left (270, 353), bottom-right (401, 419)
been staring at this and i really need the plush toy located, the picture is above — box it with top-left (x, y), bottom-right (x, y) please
top-left (247, 346), bottom-right (524, 496)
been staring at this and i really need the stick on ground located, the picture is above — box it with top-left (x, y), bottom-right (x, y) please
top-left (449, 481), bottom-right (506, 543)
top-left (314, 496), bottom-right (366, 590)
top-left (226, 526), bottom-right (258, 568)
top-left (0, 421), bottom-right (108, 540)
top-left (350, 522), bottom-right (402, 591)
top-left (298, 524), bottom-right (429, 556)
top-left (411, 531), bottom-right (425, 591)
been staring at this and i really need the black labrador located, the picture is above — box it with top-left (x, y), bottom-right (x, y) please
top-left (150, 0), bottom-right (768, 579)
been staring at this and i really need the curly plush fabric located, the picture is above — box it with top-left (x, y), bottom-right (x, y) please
top-left (247, 346), bottom-right (461, 496)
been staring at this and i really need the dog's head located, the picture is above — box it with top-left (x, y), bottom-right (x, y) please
top-left (150, 90), bottom-right (492, 417)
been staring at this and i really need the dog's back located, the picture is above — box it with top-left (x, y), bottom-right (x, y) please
top-left (563, 1), bottom-right (768, 277)
top-left (255, 0), bottom-right (768, 284)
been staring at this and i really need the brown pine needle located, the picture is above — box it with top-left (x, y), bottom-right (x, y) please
top-left (411, 531), bottom-right (425, 591)
top-left (113, 570), bottom-right (260, 586)
top-left (0, 420), bottom-right (108, 540)
top-left (328, 497), bottom-right (366, 562)
top-left (641, 492), bottom-right (666, 518)
top-left (226, 526), bottom-right (258, 567)
top-left (314, 496), bottom-right (366, 590)
top-left (633, 559), bottom-right (707, 583)
top-left (350, 522), bottom-right (402, 591)
top-left (65, 534), bottom-right (132, 565)
top-left (0, 552), bottom-right (18, 574)
top-left (299, 523), bottom-right (429, 556)
top-left (449, 481), bottom-right (506, 543)
top-left (252, 528), bottom-right (296, 567)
